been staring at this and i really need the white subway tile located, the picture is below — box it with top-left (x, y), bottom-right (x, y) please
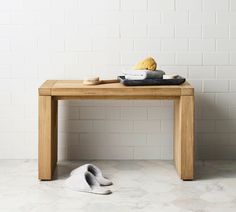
top-left (203, 0), bottom-right (229, 11)
top-left (93, 120), bottom-right (133, 133)
top-left (79, 107), bottom-right (106, 120)
top-left (215, 120), bottom-right (236, 133)
top-left (105, 107), bottom-right (121, 120)
top-left (161, 120), bottom-right (173, 133)
top-left (230, 53), bottom-right (236, 65)
top-left (162, 12), bottom-right (188, 24)
top-left (79, 0), bottom-right (120, 11)
top-left (148, 25), bottom-right (174, 38)
top-left (93, 38), bottom-right (133, 51)
top-left (92, 25), bottom-right (119, 38)
top-left (64, 64), bottom-right (92, 79)
top-left (79, 133), bottom-right (146, 146)
top-left (190, 12), bottom-right (215, 24)
top-left (0, 92), bottom-right (11, 105)
top-left (132, 100), bottom-right (162, 107)
top-left (176, 53), bottom-right (202, 65)
top-left (11, 11), bottom-right (38, 25)
top-left (188, 80), bottom-right (202, 93)
top-left (65, 10), bottom-right (92, 25)
top-left (0, 12), bottom-right (11, 24)
top-left (134, 12), bottom-right (161, 24)
top-left (200, 133), bottom-right (230, 146)
top-left (0, 105), bottom-right (24, 118)
top-left (133, 120), bottom-right (161, 133)
top-left (216, 93), bottom-right (236, 107)
top-left (161, 145), bottom-right (173, 159)
top-left (203, 53), bottom-right (229, 65)
top-left (189, 66), bottom-right (216, 79)
top-left (0, 64), bottom-right (11, 78)
top-left (202, 103), bottom-right (228, 120)
top-left (52, 0), bottom-right (78, 9)
top-left (59, 133), bottom-right (79, 147)
top-left (0, 79), bottom-right (25, 92)
top-left (134, 39), bottom-right (161, 51)
top-left (92, 52), bottom-right (120, 65)
top-left (121, 0), bottom-right (147, 11)
top-left (231, 0), bottom-right (236, 11)
top-left (149, 52), bottom-right (176, 65)
top-left (147, 134), bottom-right (172, 146)
top-left (120, 25), bottom-right (147, 38)
top-left (38, 37), bottom-right (64, 52)
top-left (11, 64), bottom-right (37, 79)
top-left (65, 37), bottom-right (92, 51)
top-left (195, 120), bottom-right (215, 132)
top-left (1, 0), bottom-right (22, 11)
top-left (228, 107), bottom-right (236, 119)
top-left (230, 25), bottom-right (236, 38)
top-left (70, 146), bottom-right (133, 160)
top-left (148, 0), bottom-right (174, 11)
top-left (189, 39), bottom-right (215, 51)
top-left (203, 25), bottom-right (229, 38)
top-left (59, 106), bottom-right (79, 120)
top-left (1, 0), bottom-right (236, 160)
top-left (148, 107), bottom-right (173, 120)
top-left (38, 64), bottom-right (65, 79)
top-left (230, 80), bottom-right (236, 91)
top-left (121, 107), bottom-right (147, 120)
top-left (103, 100), bottom-right (133, 107)
top-left (175, 25), bottom-right (202, 38)
top-left (161, 39), bottom-right (188, 51)
top-left (22, 0), bottom-right (51, 10)
top-left (59, 120), bottom-right (93, 133)
top-left (161, 100), bottom-right (174, 106)
top-left (0, 39), bottom-right (10, 51)
top-left (200, 93), bottom-right (216, 108)
top-left (217, 39), bottom-right (236, 51)
top-left (69, 100), bottom-right (104, 107)
top-left (204, 80), bottom-right (229, 92)
top-left (196, 145), bottom-right (222, 160)
top-left (134, 146), bottom-right (161, 159)
top-left (217, 12), bottom-right (236, 24)
top-left (160, 66), bottom-right (188, 78)
top-left (176, 0), bottom-right (202, 11)
top-left (93, 11), bottom-right (133, 25)
top-left (121, 52), bottom-right (149, 65)
top-left (216, 66), bottom-right (236, 79)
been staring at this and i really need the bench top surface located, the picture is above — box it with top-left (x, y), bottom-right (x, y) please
top-left (39, 80), bottom-right (194, 98)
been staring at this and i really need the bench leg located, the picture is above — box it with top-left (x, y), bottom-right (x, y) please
top-left (38, 96), bottom-right (58, 180)
top-left (174, 96), bottom-right (194, 180)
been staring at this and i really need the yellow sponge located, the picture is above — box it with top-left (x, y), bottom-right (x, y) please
top-left (132, 57), bottom-right (157, 71)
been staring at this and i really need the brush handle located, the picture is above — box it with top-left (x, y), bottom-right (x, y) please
top-left (100, 79), bottom-right (119, 84)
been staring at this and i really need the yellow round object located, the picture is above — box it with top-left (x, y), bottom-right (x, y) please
top-left (132, 57), bottom-right (157, 71)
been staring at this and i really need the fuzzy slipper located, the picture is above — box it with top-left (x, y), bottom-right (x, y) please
top-left (70, 164), bottom-right (112, 186)
top-left (65, 171), bottom-right (112, 195)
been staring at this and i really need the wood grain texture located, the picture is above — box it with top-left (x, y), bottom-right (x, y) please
top-left (38, 96), bottom-right (58, 180)
top-left (38, 80), bottom-right (194, 181)
top-left (174, 96), bottom-right (194, 180)
top-left (38, 80), bottom-right (57, 96)
top-left (39, 80), bottom-right (194, 98)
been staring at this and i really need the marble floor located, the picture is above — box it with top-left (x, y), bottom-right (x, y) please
top-left (1, 160), bottom-right (236, 212)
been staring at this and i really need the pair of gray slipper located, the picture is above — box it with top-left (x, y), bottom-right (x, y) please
top-left (65, 164), bottom-right (112, 195)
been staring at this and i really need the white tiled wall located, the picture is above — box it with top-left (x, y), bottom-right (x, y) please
top-left (0, 0), bottom-right (236, 160)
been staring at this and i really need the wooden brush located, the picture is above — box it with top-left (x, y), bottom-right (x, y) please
top-left (83, 76), bottom-right (119, 85)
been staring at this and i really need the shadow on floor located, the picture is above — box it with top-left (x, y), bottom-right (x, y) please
top-left (195, 160), bottom-right (236, 180)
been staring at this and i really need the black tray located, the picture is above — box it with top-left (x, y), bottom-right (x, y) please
top-left (118, 76), bottom-right (185, 86)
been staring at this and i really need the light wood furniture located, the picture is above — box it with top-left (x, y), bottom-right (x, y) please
top-left (38, 80), bottom-right (194, 180)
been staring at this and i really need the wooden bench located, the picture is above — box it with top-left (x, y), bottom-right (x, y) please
top-left (38, 80), bottom-right (194, 180)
